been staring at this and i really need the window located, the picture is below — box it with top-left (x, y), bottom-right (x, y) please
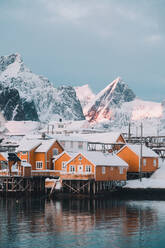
top-left (0, 161), bottom-right (7, 170)
top-left (119, 167), bottom-right (124, 174)
top-left (22, 151), bottom-right (27, 155)
top-left (85, 165), bottom-right (91, 173)
top-left (78, 142), bottom-right (83, 149)
top-left (153, 159), bottom-right (157, 166)
top-left (143, 159), bottom-right (146, 166)
top-left (78, 156), bottom-right (82, 161)
top-left (53, 148), bottom-right (58, 156)
top-left (102, 167), bottom-right (106, 174)
top-left (22, 159), bottom-right (27, 162)
top-left (70, 165), bottom-right (75, 173)
top-left (78, 165), bottom-right (83, 173)
top-left (111, 167), bottom-right (113, 171)
top-left (36, 161), bottom-right (43, 169)
top-left (62, 161), bottom-right (67, 170)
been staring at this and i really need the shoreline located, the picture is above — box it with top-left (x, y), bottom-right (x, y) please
top-left (1, 188), bottom-right (165, 200)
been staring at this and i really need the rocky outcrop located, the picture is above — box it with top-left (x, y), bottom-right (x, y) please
top-left (0, 84), bottom-right (39, 121)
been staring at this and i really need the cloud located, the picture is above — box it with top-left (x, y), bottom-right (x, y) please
top-left (145, 34), bottom-right (162, 44)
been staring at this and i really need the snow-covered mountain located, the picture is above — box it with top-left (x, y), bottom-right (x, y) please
top-left (74, 84), bottom-right (95, 108)
top-left (75, 77), bottom-right (163, 134)
top-left (0, 53), bottom-right (85, 122)
top-left (83, 77), bottom-right (136, 122)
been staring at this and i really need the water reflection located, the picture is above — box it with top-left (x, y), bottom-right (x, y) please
top-left (0, 197), bottom-right (164, 248)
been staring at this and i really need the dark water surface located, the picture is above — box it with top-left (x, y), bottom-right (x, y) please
top-left (0, 197), bottom-right (165, 248)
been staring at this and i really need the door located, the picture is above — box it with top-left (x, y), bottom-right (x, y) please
top-left (78, 165), bottom-right (83, 173)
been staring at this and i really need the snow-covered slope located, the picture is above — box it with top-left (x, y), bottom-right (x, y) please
top-left (74, 84), bottom-right (95, 109)
top-left (75, 77), bottom-right (163, 133)
top-left (0, 53), bottom-right (85, 122)
top-left (84, 77), bottom-right (136, 122)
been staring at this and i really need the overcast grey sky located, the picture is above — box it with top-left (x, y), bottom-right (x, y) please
top-left (0, 0), bottom-right (165, 101)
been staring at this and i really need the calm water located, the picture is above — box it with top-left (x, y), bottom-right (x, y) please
top-left (1, 197), bottom-right (165, 248)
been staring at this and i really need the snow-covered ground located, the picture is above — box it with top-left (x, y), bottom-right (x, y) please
top-left (125, 159), bottom-right (165, 189)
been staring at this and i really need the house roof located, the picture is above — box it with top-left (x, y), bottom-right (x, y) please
top-left (66, 151), bottom-right (128, 167)
top-left (117, 144), bottom-right (159, 158)
top-left (17, 139), bottom-right (41, 152)
top-left (53, 134), bottom-right (88, 142)
top-left (81, 132), bottom-right (125, 144)
top-left (35, 139), bottom-right (56, 153)
top-left (0, 152), bottom-right (8, 161)
top-left (53, 151), bottom-right (78, 161)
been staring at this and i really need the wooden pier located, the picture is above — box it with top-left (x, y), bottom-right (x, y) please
top-left (61, 179), bottom-right (124, 195)
top-left (0, 176), bottom-right (45, 194)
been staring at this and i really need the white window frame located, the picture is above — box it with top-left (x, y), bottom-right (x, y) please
top-left (102, 166), bottom-right (106, 174)
top-left (70, 165), bottom-right (75, 173)
top-left (78, 156), bottom-right (82, 161)
top-left (153, 159), bottom-right (157, 166)
top-left (62, 161), bottom-right (67, 171)
top-left (78, 165), bottom-right (83, 173)
top-left (143, 159), bottom-right (146, 166)
top-left (85, 165), bottom-right (91, 173)
top-left (119, 167), bottom-right (124, 174)
top-left (36, 161), bottom-right (43, 169)
top-left (53, 148), bottom-right (58, 156)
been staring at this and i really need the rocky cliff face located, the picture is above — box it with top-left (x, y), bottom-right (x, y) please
top-left (0, 83), bottom-right (39, 121)
top-left (0, 53), bottom-right (85, 122)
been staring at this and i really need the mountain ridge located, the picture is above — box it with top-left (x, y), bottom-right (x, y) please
top-left (0, 53), bottom-right (85, 122)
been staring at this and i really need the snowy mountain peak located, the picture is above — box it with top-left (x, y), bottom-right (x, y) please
top-left (83, 77), bottom-right (135, 122)
top-left (0, 53), bottom-right (85, 122)
top-left (0, 53), bottom-right (29, 81)
top-left (74, 84), bottom-right (95, 108)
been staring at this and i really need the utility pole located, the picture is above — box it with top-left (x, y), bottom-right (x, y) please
top-left (128, 122), bottom-right (131, 142)
top-left (139, 123), bottom-right (143, 182)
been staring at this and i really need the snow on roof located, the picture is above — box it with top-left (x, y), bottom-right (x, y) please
top-left (35, 139), bottom-right (56, 153)
top-left (0, 152), bottom-right (8, 161)
top-left (17, 139), bottom-right (41, 152)
top-left (21, 162), bottom-right (31, 167)
top-left (81, 132), bottom-right (124, 143)
top-left (52, 134), bottom-right (88, 142)
top-left (66, 151), bottom-right (128, 167)
top-left (53, 151), bottom-right (78, 161)
top-left (118, 144), bottom-right (159, 158)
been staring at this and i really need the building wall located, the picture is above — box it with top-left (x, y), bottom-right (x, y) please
top-left (35, 153), bottom-right (46, 170)
top-left (117, 146), bottom-right (139, 172)
top-left (59, 140), bottom-right (87, 152)
top-left (18, 152), bottom-right (28, 162)
top-left (46, 141), bottom-right (64, 170)
top-left (17, 144), bottom-right (41, 170)
top-left (66, 154), bottom-right (95, 174)
top-left (117, 147), bottom-right (158, 173)
top-left (95, 166), bottom-right (127, 181)
top-left (116, 135), bottom-right (125, 143)
top-left (141, 157), bottom-right (158, 172)
top-left (54, 153), bottom-right (71, 176)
